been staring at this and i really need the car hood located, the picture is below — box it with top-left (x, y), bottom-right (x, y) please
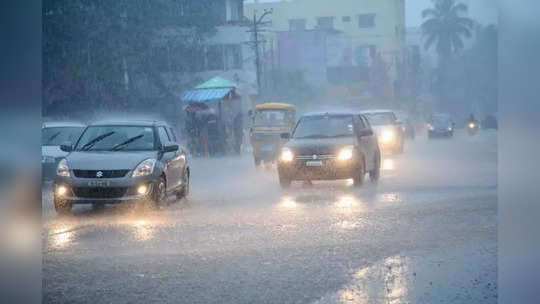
top-left (285, 137), bottom-right (356, 155)
top-left (42, 146), bottom-right (68, 158)
top-left (66, 151), bottom-right (158, 170)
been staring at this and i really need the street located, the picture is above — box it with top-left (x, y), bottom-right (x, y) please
top-left (42, 130), bottom-right (497, 304)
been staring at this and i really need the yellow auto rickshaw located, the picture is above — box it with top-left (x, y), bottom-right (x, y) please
top-left (250, 103), bottom-right (296, 166)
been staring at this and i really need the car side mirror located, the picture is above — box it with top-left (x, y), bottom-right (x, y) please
top-left (280, 133), bottom-right (291, 140)
top-left (162, 144), bottom-right (179, 153)
top-left (358, 129), bottom-right (373, 137)
top-left (60, 142), bottom-right (73, 152)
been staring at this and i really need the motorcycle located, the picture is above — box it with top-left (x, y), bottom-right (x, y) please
top-left (467, 121), bottom-right (479, 135)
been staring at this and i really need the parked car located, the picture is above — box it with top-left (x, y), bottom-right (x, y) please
top-left (427, 114), bottom-right (455, 138)
top-left (277, 112), bottom-right (380, 188)
top-left (53, 120), bottom-right (189, 214)
top-left (42, 122), bottom-right (85, 180)
top-left (361, 110), bottom-right (405, 154)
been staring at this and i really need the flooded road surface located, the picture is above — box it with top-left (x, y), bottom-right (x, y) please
top-left (43, 130), bottom-right (497, 303)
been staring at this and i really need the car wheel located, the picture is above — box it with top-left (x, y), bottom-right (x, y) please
top-left (279, 174), bottom-right (292, 189)
top-left (176, 170), bottom-right (190, 200)
top-left (353, 160), bottom-right (365, 187)
top-left (54, 198), bottom-right (72, 215)
top-left (151, 177), bottom-right (166, 208)
top-left (369, 153), bottom-right (380, 182)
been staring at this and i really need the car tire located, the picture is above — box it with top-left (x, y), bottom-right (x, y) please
top-left (369, 152), bottom-right (380, 182)
top-left (176, 170), bottom-right (190, 200)
top-left (151, 176), bottom-right (166, 208)
top-left (279, 174), bottom-right (292, 189)
top-left (54, 198), bottom-right (72, 215)
top-left (353, 160), bottom-right (365, 187)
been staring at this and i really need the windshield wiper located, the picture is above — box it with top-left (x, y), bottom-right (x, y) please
top-left (111, 134), bottom-right (144, 151)
top-left (80, 132), bottom-right (115, 151)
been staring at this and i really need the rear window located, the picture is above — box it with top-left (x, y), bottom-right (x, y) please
top-left (253, 110), bottom-right (294, 126)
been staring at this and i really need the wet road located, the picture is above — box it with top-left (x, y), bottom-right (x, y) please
top-left (42, 130), bottom-right (497, 303)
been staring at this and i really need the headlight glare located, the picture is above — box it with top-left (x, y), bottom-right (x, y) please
top-left (280, 148), bottom-right (294, 162)
top-left (379, 130), bottom-right (394, 143)
top-left (56, 159), bottom-right (70, 177)
top-left (132, 159), bottom-right (156, 177)
top-left (338, 146), bottom-right (354, 161)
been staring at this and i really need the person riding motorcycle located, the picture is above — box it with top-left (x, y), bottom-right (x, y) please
top-left (467, 114), bottom-right (479, 135)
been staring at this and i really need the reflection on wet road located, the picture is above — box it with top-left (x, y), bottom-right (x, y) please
top-left (43, 131), bottom-right (497, 303)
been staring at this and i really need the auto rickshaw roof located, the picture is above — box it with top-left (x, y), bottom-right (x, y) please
top-left (255, 103), bottom-right (296, 110)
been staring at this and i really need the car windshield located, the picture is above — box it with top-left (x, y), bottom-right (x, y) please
top-left (75, 126), bottom-right (155, 151)
top-left (364, 112), bottom-right (395, 125)
top-left (253, 110), bottom-right (292, 126)
top-left (432, 115), bottom-right (452, 126)
top-left (42, 126), bottom-right (84, 146)
top-left (293, 115), bottom-right (354, 139)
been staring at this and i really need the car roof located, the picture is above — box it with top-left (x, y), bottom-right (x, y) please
top-left (88, 120), bottom-right (168, 127)
top-left (359, 109), bottom-right (395, 114)
top-left (42, 121), bottom-right (86, 128)
top-left (300, 111), bottom-right (360, 118)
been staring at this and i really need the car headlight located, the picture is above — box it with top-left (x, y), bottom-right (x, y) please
top-left (427, 124), bottom-right (434, 131)
top-left (132, 159), bottom-right (156, 177)
top-left (56, 159), bottom-right (70, 177)
top-left (280, 148), bottom-right (294, 162)
top-left (379, 130), bottom-right (394, 143)
top-left (468, 122), bottom-right (475, 129)
top-left (337, 146), bottom-right (354, 161)
top-left (448, 126), bottom-right (453, 131)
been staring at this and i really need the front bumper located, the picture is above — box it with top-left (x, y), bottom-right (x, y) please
top-left (54, 174), bottom-right (158, 204)
top-left (278, 157), bottom-right (360, 180)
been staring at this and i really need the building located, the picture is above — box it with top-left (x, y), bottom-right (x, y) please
top-left (245, 0), bottom-right (406, 102)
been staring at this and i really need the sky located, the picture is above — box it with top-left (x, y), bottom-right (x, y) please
top-left (244, 0), bottom-right (498, 27)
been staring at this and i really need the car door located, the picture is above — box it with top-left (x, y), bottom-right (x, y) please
top-left (157, 126), bottom-right (180, 191)
top-left (168, 127), bottom-right (188, 183)
top-left (357, 115), bottom-right (377, 171)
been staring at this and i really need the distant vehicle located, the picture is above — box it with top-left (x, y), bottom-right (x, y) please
top-left (427, 114), bottom-right (455, 138)
top-left (53, 120), bottom-right (189, 214)
top-left (395, 111), bottom-right (416, 140)
top-left (250, 103), bottom-right (296, 166)
top-left (361, 110), bottom-right (405, 154)
top-left (277, 112), bottom-right (380, 188)
top-left (467, 121), bottom-right (479, 135)
top-left (42, 122), bottom-right (85, 180)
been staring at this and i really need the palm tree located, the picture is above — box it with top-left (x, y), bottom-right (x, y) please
top-left (421, 0), bottom-right (474, 64)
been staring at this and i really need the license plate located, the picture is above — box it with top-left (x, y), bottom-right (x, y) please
top-left (88, 181), bottom-right (110, 187)
top-left (306, 161), bottom-right (323, 167)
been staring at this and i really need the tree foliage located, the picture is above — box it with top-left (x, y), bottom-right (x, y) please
top-left (43, 0), bottom-right (221, 117)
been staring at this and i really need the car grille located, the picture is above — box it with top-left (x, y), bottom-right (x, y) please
top-left (72, 187), bottom-right (128, 199)
top-left (73, 170), bottom-right (129, 178)
top-left (296, 154), bottom-right (336, 160)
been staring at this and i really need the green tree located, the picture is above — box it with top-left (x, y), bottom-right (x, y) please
top-left (421, 0), bottom-right (473, 107)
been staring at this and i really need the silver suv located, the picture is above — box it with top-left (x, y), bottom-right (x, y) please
top-left (53, 120), bottom-right (189, 214)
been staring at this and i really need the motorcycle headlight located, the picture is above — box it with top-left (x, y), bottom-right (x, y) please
top-left (56, 159), bottom-right (70, 177)
top-left (448, 126), bottom-right (453, 131)
top-left (468, 123), bottom-right (475, 129)
top-left (280, 148), bottom-right (294, 162)
top-left (337, 146), bottom-right (354, 161)
top-left (132, 159), bottom-right (156, 177)
top-left (379, 130), bottom-right (394, 143)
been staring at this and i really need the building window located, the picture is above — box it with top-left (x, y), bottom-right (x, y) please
top-left (206, 45), bottom-right (224, 71)
top-left (358, 14), bottom-right (376, 28)
top-left (342, 16), bottom-right (351, 22)
top-left (224, 44), bottom-right (242, 70)
top-left (289, 19), bottom-right (306, 31)
top-left (316, 17), bottom-right (334, 30)
top-left (229, 0), bottom-right (243, 22)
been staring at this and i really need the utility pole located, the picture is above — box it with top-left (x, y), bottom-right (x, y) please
top-left (247, 9), bottom-right (273, 95)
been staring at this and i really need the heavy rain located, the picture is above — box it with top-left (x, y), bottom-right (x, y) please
top-left (14, 0), bottom-right (506, 302)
